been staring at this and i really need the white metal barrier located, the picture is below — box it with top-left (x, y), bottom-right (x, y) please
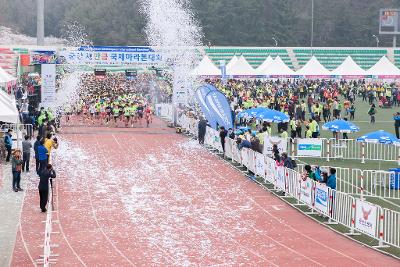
top-left (290, 137), bottom-right (400, 164)
top-left (174, 117), bottom-right (400, 249)
top-left (297, 164), bottom-right (400, 200)
top-left (383, 208), bottom-right (400, 248)
top-left (41, 183), bottom-right (54, 266)
top-left (331, 191), bottom-right (355, 229)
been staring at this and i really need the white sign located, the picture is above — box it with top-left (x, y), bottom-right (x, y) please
top-left (300, 178), bottom-right (313, 206)
top-left (314, 183), bottom-right (329, 215)
top-left (58, 47), bottom-right (163, 65)
top-left (275, 163), bottom-right (286, 191)
top-left (355, 199), bottom-right (378, 237)
top-left (241, 148), bottom-right (250, 168)
top-left (264, 136), bottom-right (287, 156)
top-left (40, 64), bottom-right (56, 108)
top-left (255, 152), bottom-right (266, 177)
top-left (265, 157), bottom-right (276, 184)
top-left (297, 139), bottom-right (323, 157)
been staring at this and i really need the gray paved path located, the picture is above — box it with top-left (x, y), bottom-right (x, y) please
top-left (0, 163), bottom-right (25, 267)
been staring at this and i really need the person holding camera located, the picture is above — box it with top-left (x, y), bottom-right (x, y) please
top-left (38, 164), bottom-right (56, 213)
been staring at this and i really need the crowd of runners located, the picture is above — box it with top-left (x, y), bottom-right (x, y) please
top-left (63, 73), bottom-right (172, 127)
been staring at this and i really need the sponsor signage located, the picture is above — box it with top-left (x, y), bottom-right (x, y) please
top-left (297, 139), bottom-right (322, 157)
top-left (355, 199), bottom-right (378, 237)
top-left (314, 183), bottom-right (329, 215)
top-left (255, 153), bottom-right (266, 177)
top-left (263, 136), bottom-right (288, 156)
top-left (40, 64), bottom-right (56, 107)
top-left (300, 178), bottom-right (313, 206)
top-left (58, 46), bottom-right (163, 65)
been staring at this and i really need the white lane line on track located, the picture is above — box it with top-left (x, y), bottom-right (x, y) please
top-left (211, 156), bottom-right (370, 266)
top-left (53, 143), bottom-right (88, 267)
top-left (111, 133), bottom-right (266, 266)
top-left (202, 168), bottom-right (325, 266)
top-left (52, 126), bottom-right (88, 266)
top-left (71, 133), bottom-right (136, 266)
top-left (15, 174), bottom-right (37, 267)
top-left (126, 134), bottom-right (278, 267)
top-left (110, 133), bottom-right (181, 266)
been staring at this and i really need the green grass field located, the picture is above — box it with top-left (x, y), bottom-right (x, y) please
top-left (269, 97), bottom-right (400, 210)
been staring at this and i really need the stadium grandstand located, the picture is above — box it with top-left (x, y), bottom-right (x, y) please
top-left (2, 46), bottom-right (400, 75)
top-left (204, 47), bottom-right (400, 71)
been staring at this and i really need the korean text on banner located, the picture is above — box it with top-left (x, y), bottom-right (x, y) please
top-left (41, 64), bottom-right (56, 108)
top-left (300, 178), bottom-right (313, 206)
top-left (264, 136), bottom-right (288, 156)
top-left (314, 183), bottom-right (329, 215)
top-left (355, 199), bottom-right (378, 237)
top-left (58, 46), bottom-right (163, 65)
top-left (297, 139), bottom-right (322, 157)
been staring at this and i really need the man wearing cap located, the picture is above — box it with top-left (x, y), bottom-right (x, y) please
top-left (38, 164), bottom-right (56, 213)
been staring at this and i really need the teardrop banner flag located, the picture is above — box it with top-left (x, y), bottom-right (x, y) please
top-left (204, 86), bottom-right (234, 130)
top-left (194, 85), bottom-right (218, 129)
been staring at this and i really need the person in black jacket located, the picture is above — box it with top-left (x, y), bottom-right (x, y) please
top-left (219, 126), bottom-right (228, 153)
top-left (33, 135), bottom-right (41, 173)
top-left (38, 164), bottom-right (56, 213)
top-left (197, 118), bottom-right (207, 144)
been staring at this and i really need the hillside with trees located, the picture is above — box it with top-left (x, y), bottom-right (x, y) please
top-left (0, 0), bottom-right (398, 47)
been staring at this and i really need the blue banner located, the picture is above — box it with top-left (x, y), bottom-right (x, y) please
top-left (204, 86), bottom-right (234, 129)
top-left (78, 46), bottom-right (155, 53)
top-left (195, 85), bottom-right (217, 129)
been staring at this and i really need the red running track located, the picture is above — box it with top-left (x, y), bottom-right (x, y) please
top-left (11, 118), bottom-right (400, 266)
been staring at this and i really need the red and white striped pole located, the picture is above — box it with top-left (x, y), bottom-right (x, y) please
top-left (378, 208), bottom-right (385, 247)
top-left (360, 172), bottom-right (365, 200)
top-left (361, 142), bottom-right (365, 164)
top-left (350, 202), bottom-right (356, 235)
top-left (326, 139), bottom-right (330, 162)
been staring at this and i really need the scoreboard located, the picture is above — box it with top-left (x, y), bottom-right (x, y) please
top-left (380, 9), bottom-right (400, 34)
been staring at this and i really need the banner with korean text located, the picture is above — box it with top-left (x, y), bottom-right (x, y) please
top-left (355, 199), bottom-right (378, 237)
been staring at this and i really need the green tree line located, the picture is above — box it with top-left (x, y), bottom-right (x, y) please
top-left (0, 0), bottom-right (398, 47)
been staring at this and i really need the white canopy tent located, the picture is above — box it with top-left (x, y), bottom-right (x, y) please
top-left (256, 55), bottom-right (274, 74)
top-left (331, 56), bottom-right (366, 76)
top-left (0, 89), bottom-right (19, 123)
top-left (226, 55), bottom-right (256, 76)
top-left (226, 55), bottom-right (239, 71)
top-left (296, 56), bottom-right (331, 76)
top-left (191, 55), bottom-right (221, 76)
top-left (365, 56), bottom-right (400, 77)
top-left (261, 56), bottom-right (295, 77)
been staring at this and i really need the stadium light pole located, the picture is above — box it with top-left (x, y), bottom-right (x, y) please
top-left (372, 35), bottom-right (379, 47)
top-left (37, 0), bottom-right (45, 46)
top-left (311, 0), bottom-right (314, 54)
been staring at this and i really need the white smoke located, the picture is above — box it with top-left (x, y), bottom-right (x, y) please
top-left (142, 0), bottom-right (203, 106)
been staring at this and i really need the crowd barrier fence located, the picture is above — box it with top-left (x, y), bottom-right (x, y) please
top-left (175, 124), bottom-right (400, 249)
top-left (288, 137), bottom-right (400, 165)
top-left (383, 208), bottom-right (400, 248)
top-left (296, 164), bottom-right (400, 200)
